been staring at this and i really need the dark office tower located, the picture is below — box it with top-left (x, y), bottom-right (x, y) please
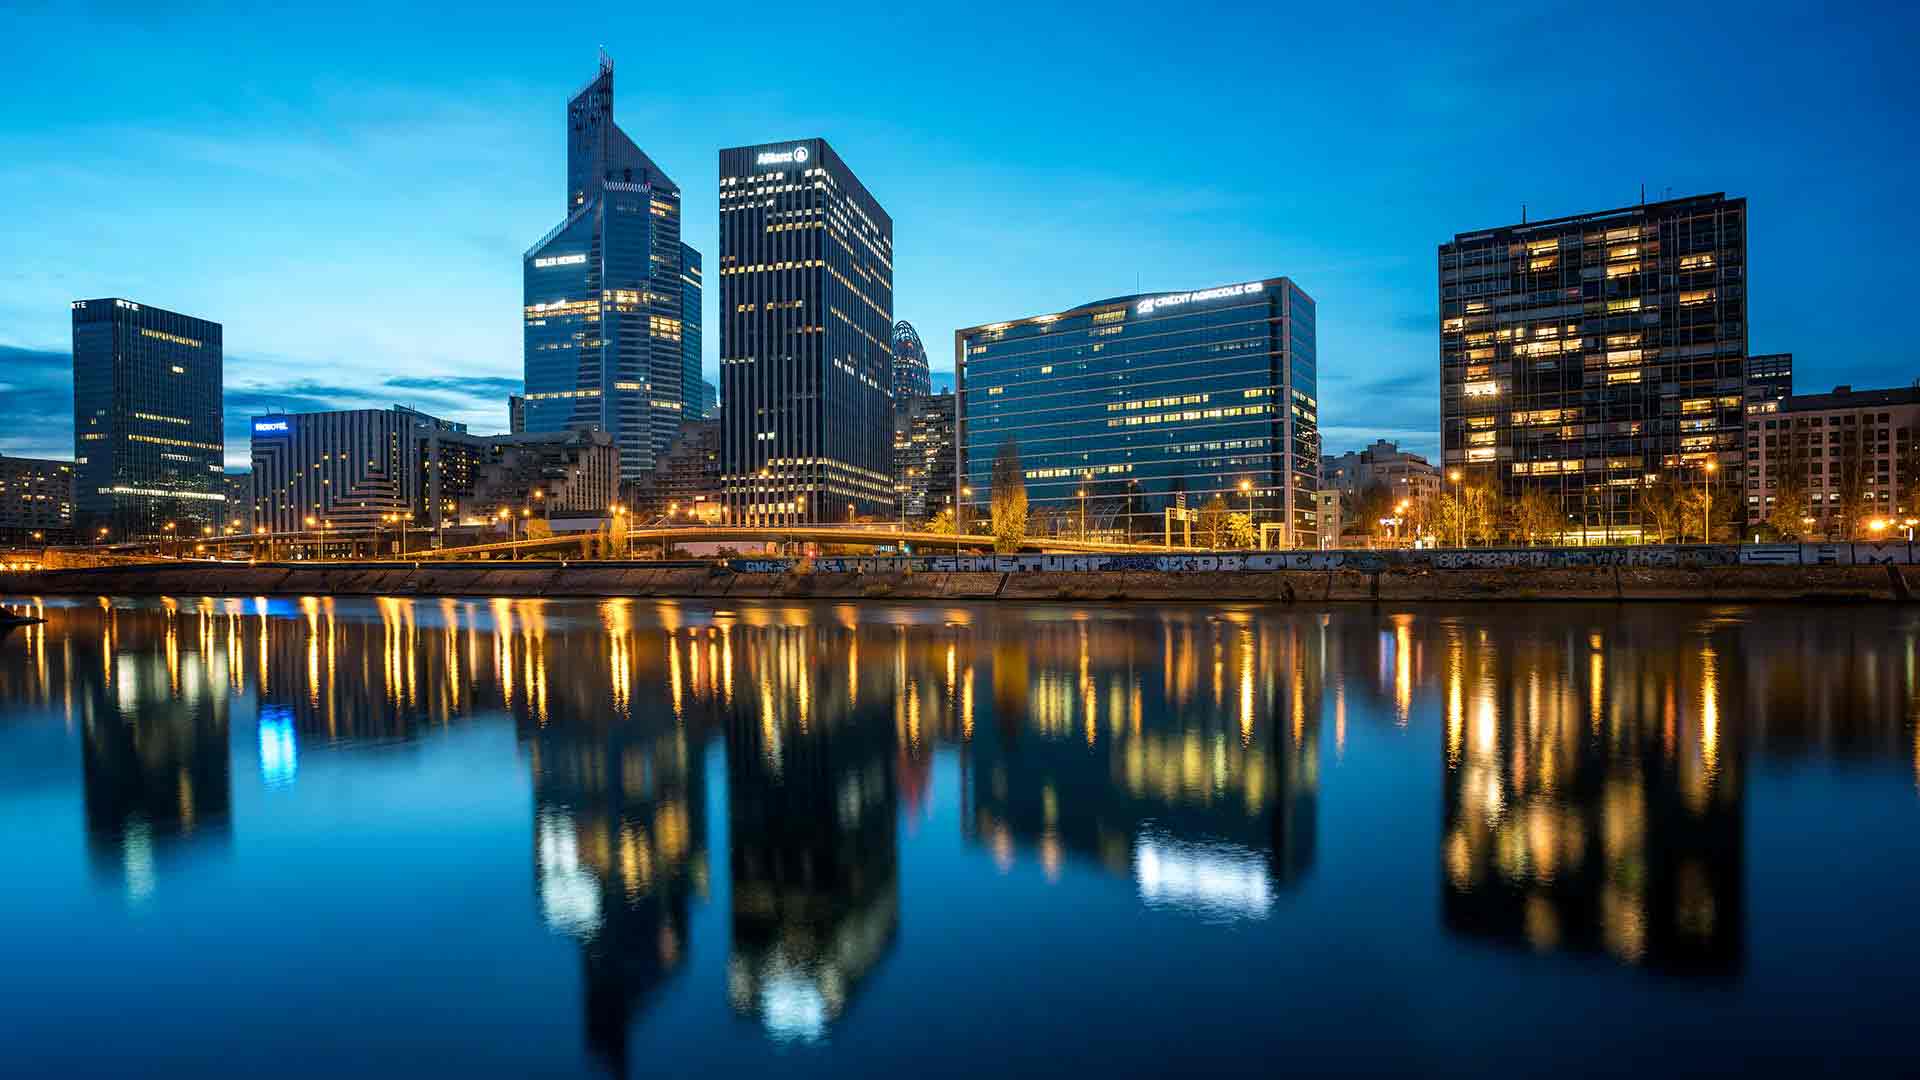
top-left (719, 139), bottom-right (895, 524)
top-left (958, 278), bottom-right (1319, 546)
top-left (1439, 194), bottom-right (1749, 542)
top-left (524, 53), bottom-right (686, 484)
top-left (680, 242), bottom-right (708, 419)
top-left (891, 320), bottom-right (930, 398)
top-left (508, 393), bottom-right (526, 435)
top-left (71, 298), bottom-right (225, 538)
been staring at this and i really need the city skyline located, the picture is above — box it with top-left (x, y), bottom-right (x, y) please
top-left (2, 3), bottom-right (1915, 468)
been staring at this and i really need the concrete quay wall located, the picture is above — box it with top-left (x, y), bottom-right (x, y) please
top-left (1, 550), bottom-right (1912, 604)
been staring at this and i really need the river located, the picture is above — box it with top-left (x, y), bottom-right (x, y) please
top-left (2, 596), bottom-right (1916, 1076)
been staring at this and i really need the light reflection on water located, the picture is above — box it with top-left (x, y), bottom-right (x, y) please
top-left (1, 596), bottom-right (1918, 1076)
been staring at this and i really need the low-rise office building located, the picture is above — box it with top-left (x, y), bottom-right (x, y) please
top-left (250, 406), bottom-right (467, 534)
top-left (1747, 383), bottom-right (1920, 536)
top-left (957, 277), bottom-right (1318, 546)
top-left (1320, 440), bottom-right (1440, 504)
top-left (893, 392), bottom-right (955, 524)
top-left (0, 455), bottom-right (75, 543)
top-left (633, 419), bottom-right (723, 522)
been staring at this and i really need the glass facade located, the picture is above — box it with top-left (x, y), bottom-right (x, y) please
top-left (524, 54), bottom-right (694, 484)
top-left (890, 320), bottom-right (930, 399)
top-left (680, 243), bottom-right (710, 419)
top-left (957, 279), bottom-right (1318, 545)
top-left (719, 139), bottom-right (895, 524)
top-left (1439, 193), bottom-right (1750, 540)
top-left (71, 297), bottom-right (225, 538)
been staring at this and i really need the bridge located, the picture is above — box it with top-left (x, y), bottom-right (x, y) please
top-left (56, 523), bottom-right (1201, 563)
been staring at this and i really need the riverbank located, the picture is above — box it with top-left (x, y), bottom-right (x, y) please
top-left (1, 560), bottom-right (1911, 603)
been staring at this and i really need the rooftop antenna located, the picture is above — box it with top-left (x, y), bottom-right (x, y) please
top-left (598, 46), bottom-right (612, 72)
top-left (1640, 182), bottom-right (1645, 205)
top-left (1521, 203), bottom-right (1526, 224)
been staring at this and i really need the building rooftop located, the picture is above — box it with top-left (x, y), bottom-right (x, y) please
top-left (1782, 384), bottom-right (1920, 412)
top-left (1447, 192), bottom-right (1737, 245)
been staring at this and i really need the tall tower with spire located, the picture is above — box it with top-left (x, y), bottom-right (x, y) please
top-left (524, 54), bottom-right (700, 482)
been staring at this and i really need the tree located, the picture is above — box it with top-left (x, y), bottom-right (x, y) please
top-left (1635, 477), bottom-right (1687, 544)
top-left (1678, 486), bottom-right (1737, 542)
top-left (989, 440), bottom-right (1028, 553)
top-left (1437, 482), bottom-right (1499, 546)
top-left (925, 508), bottom-right (956, 534)
top-left (1197, 495), bottom-right (1231, 549)
top-left (1507, 489), bottom-right (1563, 546)
top-left (1898, 437), bottom-right (1920, 517)
top-left (1832, 429), bottom-right (1873, 539)
top-left (1351, 481), bottom-right (1395, 541)
top-left (1227, 512), bottom-right (1256, 549)
top-left (1767, 425), bottom-right (1815, 539)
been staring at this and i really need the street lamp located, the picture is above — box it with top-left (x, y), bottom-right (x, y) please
top-left (1906, 517), bottom-right (1918, 542)
top-left (1076, 488), bottom-right (1086, 541)
top-left (1701, 460), bottom-right (1718, 542)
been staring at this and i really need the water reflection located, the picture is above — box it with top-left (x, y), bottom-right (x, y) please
top-left (965, 612), bottom-right (1318, 916)
top-left (527, 714), bottom-right (708, 1072)
top-left (2, 597), bottom-right (1919, 1073)
top-left (723, 622), bottom-right (900, 1042)
top-left (1437, 615), bottom-right (1743, 976)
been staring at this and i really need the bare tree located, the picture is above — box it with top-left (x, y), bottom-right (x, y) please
top-left (1767, 424), bottom-right (1815, 539)
top-left (1832, 429), bottom-right (1873, 540)
top-left (1507, 489), bottom-right (1563, 546)
top-left (1197, 495), bottom-right (1231, 549)
top-left (1633, 477), bottom-right (1682, 543)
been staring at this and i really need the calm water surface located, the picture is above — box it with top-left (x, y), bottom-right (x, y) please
top-left (2, 596), bottom-right (1917, 1077)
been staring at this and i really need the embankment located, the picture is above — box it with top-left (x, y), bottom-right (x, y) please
top-left (0, 559), bottom-right (1910, 603)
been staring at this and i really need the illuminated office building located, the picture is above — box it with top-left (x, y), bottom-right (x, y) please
top-left (1748, 383), bottom-right (1920, 534)
top-left (719, 138), bottom-right (895, 524)
top-left (249, 406), bottom-right (465, 533)
top-left (220, 470), bottom-right (253, 533)
top-left (524, 53), bottom-right (692, 483)
top-left (957, 278), bottom-right (1318, 545)
top-left (0, 455), bottom-right (74, 543)
top-left (892, 392), bottom-right (955, 523)
top-left (71, 297), bottom-right (225, 537)
top-left (680, 243), bottom-right (713, 419)
top-left (891, 320), bottom-right (930, 399)
top-left (1439, 193), bottom-right (1751, 541)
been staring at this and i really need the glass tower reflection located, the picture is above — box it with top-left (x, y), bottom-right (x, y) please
top-left (528, 715), bottom-right (708, 1072)
top-left (723, 621), bottom-right (900, 1042)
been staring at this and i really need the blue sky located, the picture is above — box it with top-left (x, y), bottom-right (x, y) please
top-left (1, 1), bottom-right (1914, 466)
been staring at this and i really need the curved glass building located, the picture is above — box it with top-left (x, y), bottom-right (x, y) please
top-left (956, 278), bottom-right (1318, 546)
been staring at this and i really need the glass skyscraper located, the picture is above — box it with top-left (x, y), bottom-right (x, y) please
top-left (719, 138), bottom-right (895, 524)
top-left (71, 297), bottom-right (225, 538)
top-left (524, 54), bottom-right (693, 483)
top-left (1439, 193), bottom-right (1750, 540)
top-left (957, 278), bottom-right (1318, 546)
top-left (890, 320), bottom-right (930, 398)
top-left (679, 242), bottom-right (710, 419)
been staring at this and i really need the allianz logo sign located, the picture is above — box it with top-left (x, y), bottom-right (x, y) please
top-left (755, 145), bottom-right (810, 166)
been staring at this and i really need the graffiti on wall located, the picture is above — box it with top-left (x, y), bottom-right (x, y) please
top-left (726, 543), bottom-right (1914, 575)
